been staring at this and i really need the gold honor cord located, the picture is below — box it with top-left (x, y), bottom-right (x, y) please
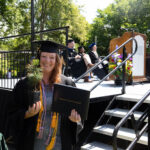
top-left (36, 84), bottom-right (59, 150)
top-left (46, 113), bottom-right (59, 150)
top-left (36, 84), bottom-right (44, 132)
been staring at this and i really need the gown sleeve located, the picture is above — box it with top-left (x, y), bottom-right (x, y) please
top-left (8, 78), bottom-right (38, 150)
top-left (8, 79), bottom-right (27, 137)
top-left (8, 78), bottom-right (38, 145)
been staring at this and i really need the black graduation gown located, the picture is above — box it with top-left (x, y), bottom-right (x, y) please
top-left (8, 75), bottom-right (81, 150)
top-left (62, 48), bottom-right (77, 76)
top-left (77, 53), bottom-right (87, 77)
top-left (88, 51), bottom-right (106, 79)
top-left (62, 48), bottom-right (77, 66)
top-left (62, 48), bottom-right (85, 77)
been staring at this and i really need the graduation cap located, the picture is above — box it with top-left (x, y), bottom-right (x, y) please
top-left (33, 40), bottom-right (67, 53)
top-left (89, 43), bottom-right (96, 49)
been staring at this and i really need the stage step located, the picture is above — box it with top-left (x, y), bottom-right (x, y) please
top-left (116, 94), bottom-right (150, 103)
top-left (93, 124), bottom-right (148, 145)
top-left (105, 108), bottom-right (148, 122)
top-left (81, 141), bottom-right (123, 150)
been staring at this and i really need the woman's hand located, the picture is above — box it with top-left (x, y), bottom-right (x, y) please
top-left (69, 109), bottom-right (81, 123)
top-left (25, 101), bottom-right (41, 119)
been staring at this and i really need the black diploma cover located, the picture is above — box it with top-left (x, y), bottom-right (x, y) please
top-left (51, 83), bottom-right (90, 120)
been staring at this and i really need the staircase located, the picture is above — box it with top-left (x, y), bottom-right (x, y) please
top-left (81, 91), bottom-right (150, 150)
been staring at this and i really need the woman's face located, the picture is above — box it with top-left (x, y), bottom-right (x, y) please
top-left (68, 41), bottom-right (75, 49)
top-left (40, 52), bottom-right (56, 74)
top-left (92, 45), bottom-right (97, 51)
top-left (80, 47), bottom-right (85, 53)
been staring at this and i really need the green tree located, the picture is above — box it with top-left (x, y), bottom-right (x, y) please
top-left (34, 0), bottom-right (89, 44)
top-left (0, 0), bottom-right (89, 51)
top-left (88, 0), bottom-right (150, 55)
top-left (0, 0), bottom-right (31, 51)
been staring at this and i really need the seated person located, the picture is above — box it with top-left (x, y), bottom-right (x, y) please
top-left (88, 43), bottom-right (108, 79)
top-left (78, 46), bottom-right (93, 82)
top-left (62, 39), bottom-right (81, 77)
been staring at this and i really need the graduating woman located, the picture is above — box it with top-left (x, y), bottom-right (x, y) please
top-left (8, 41), bottom-right (82, 150)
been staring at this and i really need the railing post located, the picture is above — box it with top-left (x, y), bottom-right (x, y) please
top-left (130, 30), bottom-right (134, 85)
top-left (122, 46), bottom-right (126, 94)
top-left (31, 0), bottom-right (35, 57)
top-left (65, 27), bottom-right (69, 76)
top-left (148, 108), bottom-right (150, 150)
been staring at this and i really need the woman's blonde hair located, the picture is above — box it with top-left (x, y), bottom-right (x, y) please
top-left (49, 54), bottom-right (62, 85)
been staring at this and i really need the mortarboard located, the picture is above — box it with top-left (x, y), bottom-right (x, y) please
top-left (89, 43), bottom-right (96, 49)
top-left (33, 40), bottom-right (67, 53)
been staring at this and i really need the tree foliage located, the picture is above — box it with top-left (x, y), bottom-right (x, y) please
top-left (0, 0), bottom-right (31, 50)
top-left (0, 0), bottom-right (89, 51)
top-left (1, 0), bottom-right (150, 53)
top-left (34, 0), bottom-right (89, 44)
top-left (88, 0), bottom-right (150, 55)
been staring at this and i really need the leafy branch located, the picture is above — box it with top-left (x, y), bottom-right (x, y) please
top-left (26, 59), bottom-right (43, 91)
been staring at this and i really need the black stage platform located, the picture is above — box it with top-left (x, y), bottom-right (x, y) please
top-left (0, 79), bottom-right (150, 149)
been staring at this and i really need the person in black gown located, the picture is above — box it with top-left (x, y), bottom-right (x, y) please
top-left (78, 46), bottom-right (93, 82)
top-left (88, 43), bottom-right (108, 79)
top-left (8, 41), bottom-right (82, 150)
top-left (62, 39), bottom-right (82, 77)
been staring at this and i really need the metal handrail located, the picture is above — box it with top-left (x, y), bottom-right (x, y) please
top-left (83, 95), bottom-right (117, 145)
top-left (0, 26), bottom-right (69, 40)
top-left (74, 37), bottom-right (138, 92)
top-left (112, 89), bottom-right (150, 150)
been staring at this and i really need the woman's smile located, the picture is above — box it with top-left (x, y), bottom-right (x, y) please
top-left (40, 52), bottom-right (56, 73)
